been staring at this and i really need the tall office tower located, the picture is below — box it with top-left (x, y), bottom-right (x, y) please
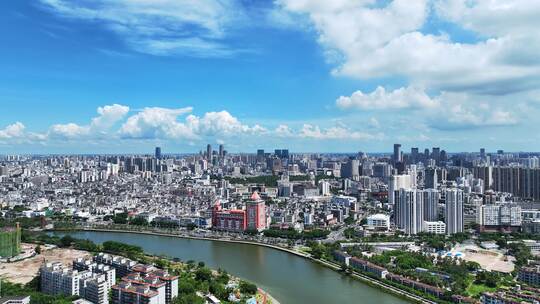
top-left (218, 144), bottom-right (224, 160)
top-left (341, 159), bottom-right (360, 180)
top-left (424, 167), bottom-right (438, 189)
top-left (206, 144), bottom-right (212, 160)
top-left (395, 189), bottom-right (424, 235)
top-left (388, 174), bottom-right (412, 205)
top-left (393, 144), bottom-right (402, 164)
top-left (155, 147), bottom-right (162, 159)
top-left (424, 148), bottom-right (430, 160)
top-left (257, 149), bottom-right (265, 162)
top-left (411, 147), bottom-right (419, 164)
top-left (281, 149), bottom-right (289, 159)
top-left (480, 148), bottom-right (486, 159)
top-left (246, 192), bottom-right (266, 231)
top-left (274, 149), bottom-right (282, 158)
top-left (423, 189), bottom-right (440, 221)
top-left (432, 147), bottom-right (440, 163)
top-left (440, 150), bottom-right (447, 163)
top-left (445, 188), bottom-right (464, 235)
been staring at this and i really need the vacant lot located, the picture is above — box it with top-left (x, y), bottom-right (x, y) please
top-left (453, 243), bottom-right (515, 273)
top-left (0, 244), bottom-right (90, 284)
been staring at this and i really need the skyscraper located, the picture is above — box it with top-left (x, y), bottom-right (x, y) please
top-left (411, 147), bottom-right (419, 164)
top-left (423, 189), bottom-right (440, 221)
top-left (445, 189), bottom-right (464, 235)
top-left (155, 147), bottom-right (161, 159)
top-left (432, 147), bottom-right (441, 163)
top-left (395, 189), bottom-right (424, 235)
top-left (388, 174), bottom-right (412, 205)
top-left (219, 144), bottom-right (224, 160)
top-left (206, 144), bottom-right (212, 161)
top-left (424, 168), bottom-right (438, 189)
top-left (341, 159), bottom-right (360, 180)
top-left (393, 143), bottom-right (402, 164)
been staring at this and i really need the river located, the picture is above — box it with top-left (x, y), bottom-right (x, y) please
top-left (54, 231), bottom-right (409, 304)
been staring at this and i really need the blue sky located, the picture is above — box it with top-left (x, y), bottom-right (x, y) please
top-left (1, 0), bottom-right (540, 154)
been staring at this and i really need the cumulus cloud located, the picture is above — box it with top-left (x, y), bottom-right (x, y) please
top-left (336, 86), bottom-right (437, 110)
top-left (0, 122), bottom-right (26, 139)
top-left (278, 0), bottom-right (540, 94)
top-left (120, 107), bottom-right (266, 140)
top-left (299, 124), bottom-right (381, 140)
top-left (120, 107), bottom-right (195, 139)
top-left (336, 86), bottom-right (519, 130)
top-left (91, 104), bottom-right (130, 131)
top-left (49, 103), bottom-right (130, 139)
top-left (430, 97), bottom-right (517, 130)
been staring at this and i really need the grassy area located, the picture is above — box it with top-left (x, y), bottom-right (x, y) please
top-left (466, 282), bottom-right (497, 297)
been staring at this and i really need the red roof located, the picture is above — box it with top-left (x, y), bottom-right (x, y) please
top-left (251, 191), bottom-right (261, 201)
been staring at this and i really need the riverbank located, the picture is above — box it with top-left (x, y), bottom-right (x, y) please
top-left (50, 227), bottom-right (434, 303)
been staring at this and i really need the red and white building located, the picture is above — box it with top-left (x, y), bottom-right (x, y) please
top-left (246, 192), bottom-right (267, 231)
top-left (212, 201), bottom-right (246, 232)
top-left (211, 192), bottom-right (266, 232)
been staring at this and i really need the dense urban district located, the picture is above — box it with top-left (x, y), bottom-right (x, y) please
top-left (2, 144), bottom-right (540, 304)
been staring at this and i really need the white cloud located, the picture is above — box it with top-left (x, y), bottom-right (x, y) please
top-left (336, 86), bottom-right (437, 110)
top-left (39, 0), bottom-right (242, 57)
top-left (274, 124), bottom-right (293, 137)
top-left (120, 107), bottom-right (266, 140)
top-left (49, 103), bottom-right (130, 139)
top-left (278, 0), bottom-right (540, 94)
top-left (336, 86), bottom-right (519, 130)
top-left (0, 122), bottom-right (26, 139)
top-left (120, 107), bottom-right (195, 139)
top-left (428, 92), bottom-right (518, 130)
top-left (299, 124), bottom-right (380, 140)
top-left (49, 123), bottom-right (89, 139)
top-left (91, 104), bottom-right (130, 130)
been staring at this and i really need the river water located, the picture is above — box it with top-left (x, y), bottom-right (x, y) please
top-left (55, 231), bottom-right (408, 304)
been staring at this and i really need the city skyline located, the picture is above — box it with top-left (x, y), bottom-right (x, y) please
top-left (2, 1), bottom-right (540, 153)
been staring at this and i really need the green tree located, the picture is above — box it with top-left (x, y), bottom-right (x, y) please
top-left (239, 280), bottom-right (257, 295)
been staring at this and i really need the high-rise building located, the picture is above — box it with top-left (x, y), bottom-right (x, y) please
top-left (410, 147), bottom-right (419, 164)
top-left (319, 180), bottom-right (331, 196)
top-left (432, 147), bottom-right (441, 163)
top-left (341, 159), bottom-right (360, 180)
top-left (206, 144), bottom-right (212, 161)
top-left (154, 147), bottom-right (161, 159)
top-left (388, 174), bottom-right (412, 206)
top-left (40, 262), bottom-right (110, 304)
top-left (477, 202), bottom-right (522, 232)
top-left (424, 168), bottom-right (438, 189)
top-left (393, 144), bottom-right (402, 164)
top-left (218, 144), bottom-right (224, 160)
top-left (445, 189), bottom-right (464, 235)
top-left (395, 189), bottom-right (424, 235)
top-left (423, 189), bottom-right (439, 221)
